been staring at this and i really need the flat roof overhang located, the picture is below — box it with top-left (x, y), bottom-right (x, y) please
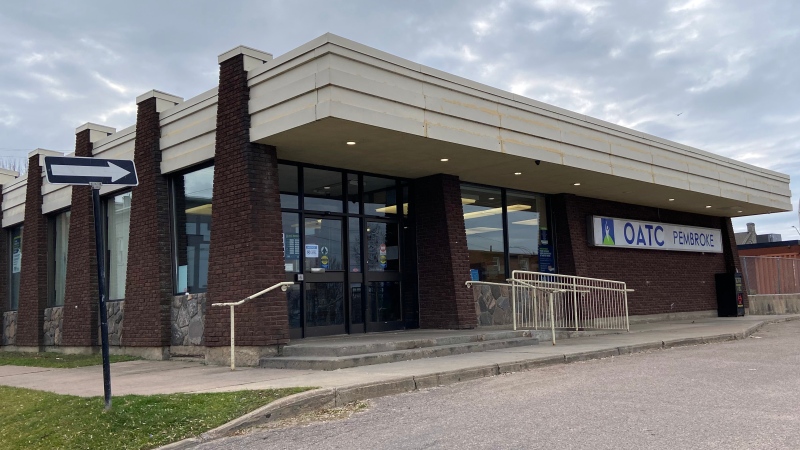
top-left (256, 118), bottom-right (780, 218)
top-left (247, 33), bottom-right (791, 219)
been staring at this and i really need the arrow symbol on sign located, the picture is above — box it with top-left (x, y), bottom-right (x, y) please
top-left (51, 162), bottom-right (131, 182)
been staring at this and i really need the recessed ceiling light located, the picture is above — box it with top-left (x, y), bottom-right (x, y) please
top-left (440, 158), bottom-right (449, 162)
top-left (668, 198), bottom-right (675, 201)
top-left (324, 186), bottom-right (330, 190)
top-left (705, 205), bottom-right (712, 208)
top-left (346, 141), bottom-right (356, 145)
top-left (514, 172), bottom-right (522, 176)
top-left (488, 197), bottom-right (495, 200)
top-left (573, 182), bottom-right (581, 186)
top-left (737, 210), bottom-right (743, 213)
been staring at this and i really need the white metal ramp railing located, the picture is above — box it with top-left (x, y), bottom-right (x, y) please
top-left (466, 271), bottom-right (633, 345)
top-left (211, 281), bottom-right (295, 370)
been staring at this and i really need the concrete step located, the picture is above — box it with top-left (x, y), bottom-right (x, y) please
top-left (260, 336), bottom-right (539, 370)
top-left (281, 330), bottom-right (532, 357)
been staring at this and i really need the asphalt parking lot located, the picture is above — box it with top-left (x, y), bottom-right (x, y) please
top-left (198, 319), bottom-right (800, 450)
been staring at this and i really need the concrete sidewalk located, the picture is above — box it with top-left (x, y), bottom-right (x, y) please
top-left (1, 315), bottom-right (797, 399)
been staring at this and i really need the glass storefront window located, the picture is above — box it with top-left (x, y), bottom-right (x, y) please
top-left (8, 225), bottom-right (22, 310)
top-left (366, 221), bottom-right (399, 271)
top-left (305, 282), bottom-right (344, 327)
top-left (461, 185), bottom-right (505, 282)
top-left (507, 191), bottom-right (548, 273)
top-left (283, 212), bottom-right (300, 273)
top-left (347, 173), bottom-right (360, 214)
top-left (348, 217), bottom-right (361, 273)
top-left (52, 210), bottom-right (70, 306)
top-left (173, 165), bottom-right (213, 294)
top-left (107, 191), bottom-right (132, 300)
top-left (303, 168), bottom-right (343, 213)
top-left (278, 164), bottom-right (299, 209)
top-left (363, 176), bottom-right (396, 217)
top-left (286, 284), bottom-right (302, 329)
top-left (303, 218), bottom-right (344, 271)
top-left (369, 281), bottom-right (401, 322)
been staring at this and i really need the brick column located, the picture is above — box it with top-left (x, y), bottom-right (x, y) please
top-left (413, 174), bottom-right (475, 329)
top-left (550, 194), bottom-right (584, 277)
top-left (123, 91), bottom-right (182, 357)
top-left (15, 151), bottom-right (54, 349)
top-left (61, 124), bottom-right (115, 349)
top-left (721, 217), bottom-right (748, 309)
top-left (204, 47), bottom-right (288, 365)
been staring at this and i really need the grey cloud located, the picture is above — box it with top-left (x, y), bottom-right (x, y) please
top-left (1, 0), bottom-right (797, 234)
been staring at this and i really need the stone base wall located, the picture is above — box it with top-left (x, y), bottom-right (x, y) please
top-left (474, 285), bottom-right (513, 326)
top-left (107, 301), bottom-right (124, 346)
top-left (3, 311), bottom-right (17, 345)
top-left (748, 294), bottom-right (800, 315)
top-left (43, 307), bottom-right (63, 346)
top-left (172, 293), bottom-right (206, 346)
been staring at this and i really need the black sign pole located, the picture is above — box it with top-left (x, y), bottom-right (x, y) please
top-left (91, 182), bottom-right (112, 410)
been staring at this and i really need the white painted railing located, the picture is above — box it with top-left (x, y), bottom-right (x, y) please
top-left (466, 271), bottom-right (632, 345)
top-left (211, 282), bottom-right (295, 370)
top-left (512, 271), bottom-right (632, 334)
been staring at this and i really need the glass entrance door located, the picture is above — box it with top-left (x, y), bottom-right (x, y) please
top-left (302, 217), bottom-right (346, 337)
top-left (280, 163), bottom-right (415, 338)
top-left (364, 220), bottom-right (403, 332)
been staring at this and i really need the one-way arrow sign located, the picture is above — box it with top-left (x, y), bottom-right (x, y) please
top-left (44, 156), bottom-right (138, 186)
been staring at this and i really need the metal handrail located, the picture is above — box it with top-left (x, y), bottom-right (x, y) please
top-left (212, 281), bottom-right (295, 370)
top-left (466, 280), bottom-right (576, 345)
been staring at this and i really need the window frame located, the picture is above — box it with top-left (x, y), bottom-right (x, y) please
top-left (103, 189), bottom-right (133, 302)
top-left (47, 208), bottom-right (71, 307)
top-left (461, 182), bottom-right (554, 280)
top-left (169, 161), bottom-right (215, 296)
top-left (7, 224), bottom-right (23, 311)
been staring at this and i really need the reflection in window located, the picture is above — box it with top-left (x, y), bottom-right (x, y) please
top-left (283, 212), bottom-right (301, 273)
top-left (303, 218), bottom-right (343, 271)
top-left (305, 282), bottom-right (344, 327)
top-left (173, 166), bottom-right (213, 294)
top-left (52, 211), bottom-right (71, 306)
top-left (303, 168), bottom-right (343, 213)
top-left (349, 217), bottom-right (361, 273)
top-left (363, 176), bottom-right (396, 217)
top-left (351, 283), bottom-right (363, 324)
top-left (278, 164), bottom-right (299, 209)
top-left (8, 225), bottom-right (22, 311)
top-left (461, 185), bottom-right (505, 282)
top-left (369, 281), bottom-right (401, 322)
top-left (366, 222), bottom-right (399, 271)
top-left (107, 192), bottom-right (132, 300)
top-left (286, 284), bottom-right (302, 329)
top-left (507, 191), bottom-right (547, 273)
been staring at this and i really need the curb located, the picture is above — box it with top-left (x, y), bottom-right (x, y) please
top-left (159, 315), bottom-right (800, 449)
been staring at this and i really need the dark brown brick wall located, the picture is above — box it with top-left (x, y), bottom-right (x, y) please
top-left (124, 97), bottom-right (174, 347)
top-left (413, 174), bottom-right (476, 329)
top-left (552, 194), bottom-right (743, 316)
top-left (61, 130), bottom-right (100, 346)
top-left (16, 155), bottom-right (48, 347)
top-left (204, 54), bottom-right (289, 347)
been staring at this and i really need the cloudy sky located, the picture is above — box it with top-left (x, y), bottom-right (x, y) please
top-left (1, 0), bottom-right (798, 237)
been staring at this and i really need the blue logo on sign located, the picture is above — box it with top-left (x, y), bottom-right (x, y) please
top-left (601, 218), bottom-right (615, 245)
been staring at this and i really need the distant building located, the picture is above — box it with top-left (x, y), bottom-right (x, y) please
top-left (735, 223), bottom-right (782, 245)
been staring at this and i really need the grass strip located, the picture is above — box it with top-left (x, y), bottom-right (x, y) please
top-left (0, 385), bottom-right (311, 449)
top-left (0, 351), bottom-right (139, 368)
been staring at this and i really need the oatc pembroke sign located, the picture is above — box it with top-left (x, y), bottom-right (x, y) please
top-left (589, 216), bottom-right (722, 253)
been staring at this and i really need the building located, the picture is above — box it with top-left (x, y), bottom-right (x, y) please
top-left (735, 222), bottom-right (782, 245)
top-left (0, 34), bottom-right (792, 364)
